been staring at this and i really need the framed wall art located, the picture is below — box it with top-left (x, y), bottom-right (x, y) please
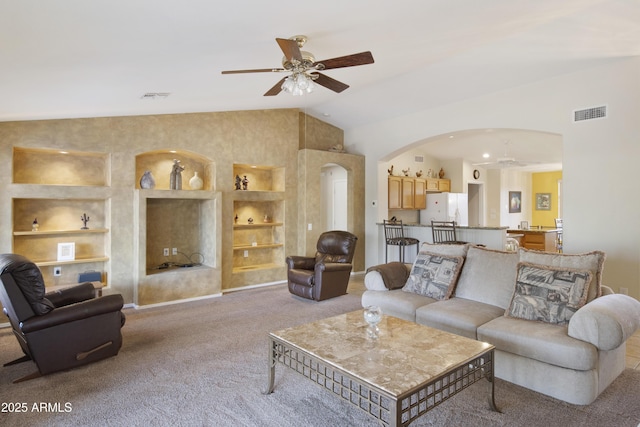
top-left (509, 191), bottom-right (522, 213)
top-left (57, 242), bottom-right (76, 261)
top-left (536, 193), bottom-right (551, 210)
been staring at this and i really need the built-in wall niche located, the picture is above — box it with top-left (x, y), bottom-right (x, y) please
top-left (136, 149), bottom-right (214, 191)
top-left (13, 147), bottom-right (109, 186)
top-left (233, 163), bottom-right (285, 192)
top-left (134, 189), bottom-right (221, 306)
top-left (145, 198), bottom-right (213, 271)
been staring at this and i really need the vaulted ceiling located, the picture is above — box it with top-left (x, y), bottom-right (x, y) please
top-left (2, 1), bottom-right (639, 166)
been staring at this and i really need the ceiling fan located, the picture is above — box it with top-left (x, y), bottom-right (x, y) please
top-left (472, 141), bottom-right (539, 169)
top-left (221, 35), bottom-right (374, 96)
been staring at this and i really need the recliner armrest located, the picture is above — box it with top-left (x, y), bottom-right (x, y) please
top-left (45, 282), bottom-right (96, 308)
top-left (316, 262), bottom-right (353, 273)
top-left (286, 256), bottom-right (316, 270)
top-left (568, 294), bottom-right (640, 351)
top-left (21, 294), bottom-right (124, 333)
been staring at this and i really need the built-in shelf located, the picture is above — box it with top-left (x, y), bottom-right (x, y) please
top-left (232, 263), bottom-right (283, 273)
top-left (13, 229), bottom-right (109, 236)
top-left (232, 164), bottom-right (285, 281)
top-left (233, 243), bottom-right (283, 250)
top-left (10, 147), bottom-right (112, 288)
top-left (233, 222), bottom-right (283, 229)
top-left (36, 256), bottom-right (110, 267)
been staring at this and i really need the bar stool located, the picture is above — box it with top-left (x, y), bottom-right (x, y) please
top-left (383, 219), bottom-right (419, 263)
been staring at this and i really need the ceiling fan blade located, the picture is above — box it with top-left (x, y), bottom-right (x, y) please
top-left (276, 38), bottom-right (302, 61)
top-left (264, 77), bottom-right (287, 96)
top-left (313, 73), bottom-right (349, 93)
top-left (222, 68), bottom-right (284, 74)
top-left (315, 51), bottom-right (374, 70)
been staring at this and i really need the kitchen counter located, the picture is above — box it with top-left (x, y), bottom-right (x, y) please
top-left (507, 229), bottom-right (559, 252)
top-left (378, 223), bottom-right (508, 262)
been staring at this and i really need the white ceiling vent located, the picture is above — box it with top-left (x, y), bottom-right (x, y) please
top-left (573, 105), bottom-right (607, 122)
top-left (140, 92), bottom-right (171, 100)
top-left (414, 155), bottom-right (424, 163)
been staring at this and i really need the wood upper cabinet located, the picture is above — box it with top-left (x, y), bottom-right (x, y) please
top-left (414, 178), bottom-right (426, 209)
top-left (401, 177), bottom-right (415, 209)
top-left (426, 178), bottom-right (451, 192)
top-left (388, 176), bottom-right (402, 209)
top-left (388, 176), bottom-right (426, 210)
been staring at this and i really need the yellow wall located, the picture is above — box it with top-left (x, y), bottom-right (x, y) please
top-left (531, 171), bottom-right (562, 227)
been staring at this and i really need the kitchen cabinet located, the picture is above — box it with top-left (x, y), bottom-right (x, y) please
top-left (388, 176), bottom-right (426, 210)
top-left (426, 178), bottom-right (451, 192)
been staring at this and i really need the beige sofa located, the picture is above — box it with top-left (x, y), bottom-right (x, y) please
top-left (362, 244), bottom-right (640, 405)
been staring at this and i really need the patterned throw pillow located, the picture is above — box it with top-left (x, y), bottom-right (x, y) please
top-left (402, 252), bottom-right (465, 300)
top-left (506, 262), bottom-right (592, 325)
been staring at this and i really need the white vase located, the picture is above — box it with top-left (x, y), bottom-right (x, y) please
top-left (189, 172), bottom-right (203, 190)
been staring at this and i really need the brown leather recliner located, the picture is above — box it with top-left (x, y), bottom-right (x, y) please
top-left (286, 230), bottom-right (358, 301)
top-left (0, 253), bottom-right (126, 383)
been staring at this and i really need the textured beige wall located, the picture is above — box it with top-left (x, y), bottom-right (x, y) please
top-left (1, 109), bottom-right (316, 304)
top-left (299, 112), bottom-right (344, 150)
top-left (297, 149), bottom-right (365, 272)
top-left (0, 109), bottom-right (364, 304)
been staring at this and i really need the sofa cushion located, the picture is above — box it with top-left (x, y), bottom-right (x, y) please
top-left (402, 253), bottom-right (464, 300)
top-left (415, 298), bottom-right (504, 339)
top-left (519, 248), bottom-right (605, 302)
top-left (454, 246), bottom-right (519, 309)
top-left (417, 242), bottom-right (470, 257)
top-left (477, 316), bottom-right (598, 371)
top-left (505, 262), bottom-right (592, 325)
top-left (361, 290), bottom-right (436, 322)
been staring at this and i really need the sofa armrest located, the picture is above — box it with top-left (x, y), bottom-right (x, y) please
top-left (568, 294), bottom-right (640, 351)
top-left (364, 262), bottom-right (411, 291)
top-left (21, 294), bottom-right (124, 333)
top-left (286, 256), bottom-right (315, 270)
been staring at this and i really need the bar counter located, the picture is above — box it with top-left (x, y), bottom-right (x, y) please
top-left (378, 223), bottom-right (508, 263)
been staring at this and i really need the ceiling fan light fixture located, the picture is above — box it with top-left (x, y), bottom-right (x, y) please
top-left (281, 73), bottom-right (314, 96)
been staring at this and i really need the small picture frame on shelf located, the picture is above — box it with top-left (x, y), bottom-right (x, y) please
top-left (520, 221), bottom-right (529, 230)
top-left (57, 242), bottom-right (76, 261)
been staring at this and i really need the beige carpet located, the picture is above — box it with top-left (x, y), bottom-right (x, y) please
top-left (0, 284), bottom-right (639, 427)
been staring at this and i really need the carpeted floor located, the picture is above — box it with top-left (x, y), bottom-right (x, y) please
top-left (0, 283), bottom-right (639, 427)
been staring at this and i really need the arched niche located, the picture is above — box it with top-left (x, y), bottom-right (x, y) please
top-left (135, 149), bottom-right (215, 191)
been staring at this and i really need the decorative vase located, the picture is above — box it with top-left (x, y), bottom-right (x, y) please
top-left (364, 305), bottom-right (382, 338)
top-left (439, 168), bottom-right (445, 178)
top-left (189, 172), bottom-right (203, 190)
top-left (140, 171), bottom-right (156, 189)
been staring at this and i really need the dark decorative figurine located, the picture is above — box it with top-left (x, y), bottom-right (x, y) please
top-left (242, 175), bottom-right (249, 191)
top-left (81, 213), bottom-right (90, 229)
top-left (235, 175), bottom-right (242, 190)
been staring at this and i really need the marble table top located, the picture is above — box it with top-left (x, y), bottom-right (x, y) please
top-left (271, 310), bottom-right (493, 396)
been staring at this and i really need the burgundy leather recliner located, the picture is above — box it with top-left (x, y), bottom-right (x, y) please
top-left (286, 231), bottom-right (357, 301)
top-left (0, 253), bottom-right (125, 383)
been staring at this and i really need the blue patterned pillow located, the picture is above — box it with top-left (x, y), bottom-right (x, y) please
top-left (506, 262), bottom-right (592, 325)
top-left (402, 252), bottom-right (465, 300)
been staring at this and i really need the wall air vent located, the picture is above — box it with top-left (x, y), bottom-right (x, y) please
top-left (140, 92), bottom-right (171, 100)
top-left (414, 156), bottom-right (424, 163)
top-left (573, 105), bottom-right (607, 122)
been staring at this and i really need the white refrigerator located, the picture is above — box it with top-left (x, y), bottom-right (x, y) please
top-left (420, 193), bottom-right (469, 226)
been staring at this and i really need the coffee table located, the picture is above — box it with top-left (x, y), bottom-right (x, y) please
top-left (264, 310), bottom-right (499, 426)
